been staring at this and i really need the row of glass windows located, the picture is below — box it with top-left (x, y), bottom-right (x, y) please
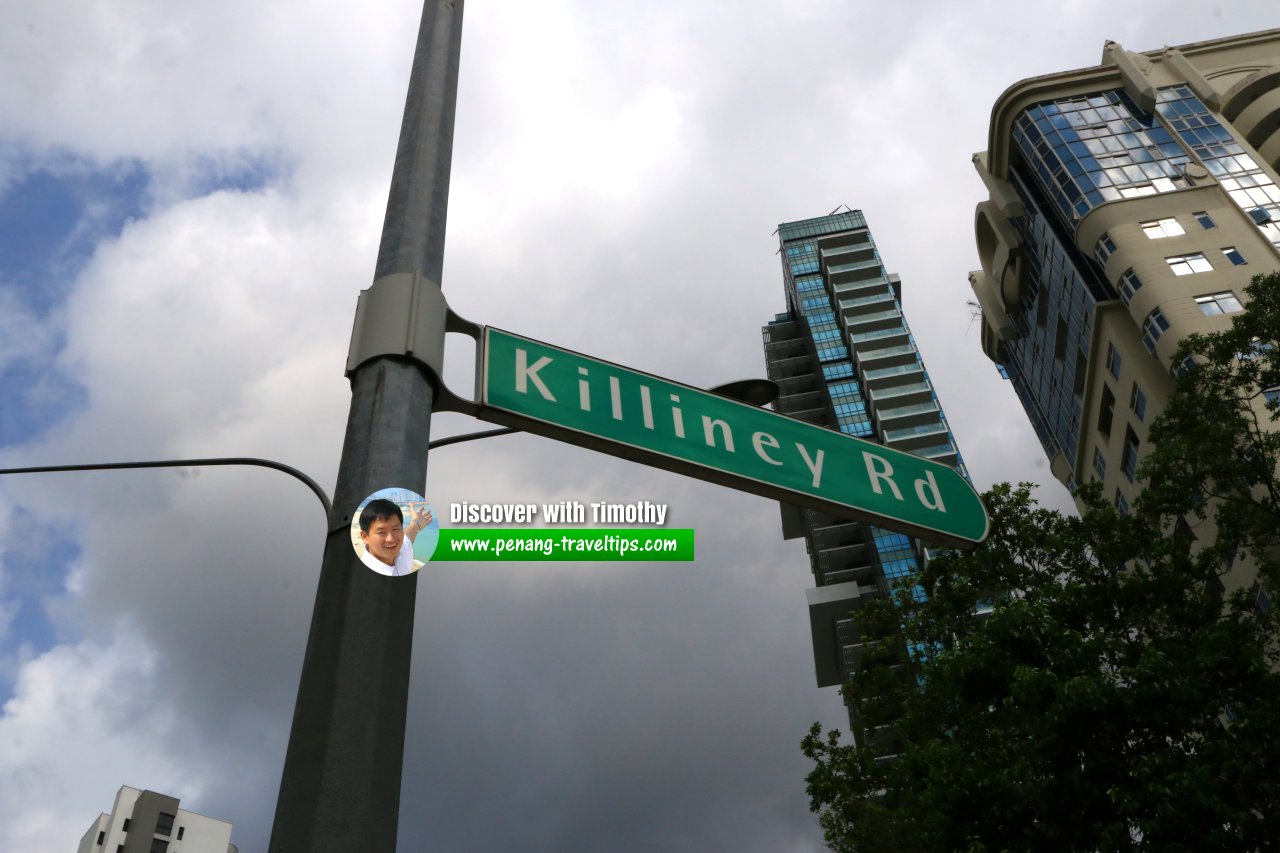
top-left (827, 380), bottom-right (861, 401)
top-left (1001, 166), bottom-right (1103, 473)
top-left (1117, 269), bottom-right (1142, 305)
top-left (1093, 421), bottom-right (1142, 485)
top-left (1021, 83), bottom-right (1280, 325)
top-left (1141, 307), bottom-right (1170, 353)
top-left (811, 328), bottom-right (843, 343)
top-left (838, 416), bottom-right (874, 438)
top-left (1196, 291), bottom-right (1244, 315)
top-left (1141, 216), bottom-right (1185, 238)
top-left (1165, 249), bottom-right (1248, 275)
top-left (1121, 427), bottom-right (1140, 481)
top-left (795, 275), bottom-right (824, 294)
top-left (1138, 212), bottom-right (1219, 237)
top-left (1013, 89), bottom-right (1191, 224)
top-left (1095, 376), bottom-right (1146, 434)
top-left (815, 344), bottom-right (851, 363)
top-left (782, 234), bottom-right (874, 441)
top-left (1115, 488), bottom-right (1130, 515)
top-left (833, 400), bottom-right (867, 418)
top-left (783, 227), bottom-right (970, 615)
top-left (1095, 232), bottom-right (1117, 265)
top-left (1094, 225), bottom-right (1246, 315)
top-left (871, 527), bottom-right (919, 583)
top-left (1095, 210), bottom-right (1212, 259)
top-left (1156, 85), bottom-right (1280, 248)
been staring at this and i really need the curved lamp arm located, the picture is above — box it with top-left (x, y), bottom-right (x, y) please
top-left (0, 457), bottom-right (333, 518)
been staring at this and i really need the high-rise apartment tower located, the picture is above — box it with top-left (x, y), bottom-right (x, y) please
top-left (970, 28), bottom-right (1280, 597)
top-left (762, 210), bottom-right (969, 740)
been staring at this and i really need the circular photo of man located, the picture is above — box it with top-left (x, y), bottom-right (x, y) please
top-left (349, 488), bottom-right (439, 577)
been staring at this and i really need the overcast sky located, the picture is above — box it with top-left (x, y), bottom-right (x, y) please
top-left (1, 3), bottom-right (1277, 851)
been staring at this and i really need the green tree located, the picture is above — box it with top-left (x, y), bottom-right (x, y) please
top-left (803, 272), bottom-right (1280, 852)
top-left (1141, 270), bottom-right (1280, 591)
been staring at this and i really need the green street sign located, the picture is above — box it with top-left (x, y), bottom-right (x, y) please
top-left (477, 328), bottom-right (989, 547)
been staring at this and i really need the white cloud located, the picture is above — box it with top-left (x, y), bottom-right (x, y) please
top-left (0, 629), bottom-right (191, 853)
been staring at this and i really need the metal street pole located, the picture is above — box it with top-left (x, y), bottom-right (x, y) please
top-left (270, 2), bottom-right (463, 850)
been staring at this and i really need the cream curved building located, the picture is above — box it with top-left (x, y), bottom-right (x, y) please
top-left (971, 29), bottom-right (1280, 596)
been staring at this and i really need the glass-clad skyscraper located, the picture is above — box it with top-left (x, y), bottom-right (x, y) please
top-left (762, 210), bottom-right (969, 742)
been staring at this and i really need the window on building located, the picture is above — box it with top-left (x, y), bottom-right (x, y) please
top-left (149, 840), bottom-right (169, 853)
top-left (1247, 339), bottom-right (1275, 360)
top-left (1141, 216), bottom-right (1186, 238)
top-left (97, 831), bottom-right (105, 845)
top-left (1073, 350), bottom-right (1087, 397)
top-left (122, 820), bottom-right (130, 832)
top-left (1141, 308), bottom-right (1170, 353)
top-left (1095, 232), bottom-right (1117, 266)
top-left (1195, 291), bottom-right (1245, 316)
top-left (1122, 427), bottom-right (1140, 482)
top-left (156, 813), bottom-right (175, 837)
top-left (1130, 383), bottom-right (1146, 421)
top-left (1036, 294), bottom-right (1048, 327)
top-left (1117, 268), bottom-right (1143, 305)
top-left (1115, 488), bottom-right (1130, 515)
top-left (1259, 585), bottom-right (1273, 615)
top-left (177, 828), bottom-right (185, 841)
top-left (1120, 183), bottom-right (1160, 199)
top-left (1105, 342), bottom-right (1121, 379)
top-left (1055, 315), bottom-right (1068, 360)
top-left (1093, 447), bottom-right (1107, 480)
top-left (1194, 210), bottom-right (1217, 229)
top-left (1167, 252), bottom-right (1213, 275)
top-left (1098, 385), bottom-right (1115, 437)
top-left (1222, 246), bottom-right (1248, 266)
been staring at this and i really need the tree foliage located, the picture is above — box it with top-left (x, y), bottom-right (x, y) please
top-left (803, 272), bottom-right (1280, 851)
top-left (1142, 270), bottom-right (1280, 591)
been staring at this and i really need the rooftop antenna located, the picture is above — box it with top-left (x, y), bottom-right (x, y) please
top-left (965, 299), bottom-right (983, 334)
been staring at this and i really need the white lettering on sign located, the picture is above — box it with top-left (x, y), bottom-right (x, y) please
top-left (863, 453), bottom-right (904, 501)
top-left (516, 349), bottom-right (556, 401)
top-left (502, 341), bottom-right (964, 530)
top-left (702, 416), bottom-right (735, 452)
top-left (751, 431), bottom-right (782, 465)
top-left (796, 444), bottom-right (825, 488)
top-left (915, 470), bottom-right (946, 512)
top-left (639, 386), bottom-right (655, 430)
top-left (578, 366), bottom-right (591, 411)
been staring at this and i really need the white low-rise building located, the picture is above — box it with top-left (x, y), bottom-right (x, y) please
top-left (77, 786), bottom-right (236, 853)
